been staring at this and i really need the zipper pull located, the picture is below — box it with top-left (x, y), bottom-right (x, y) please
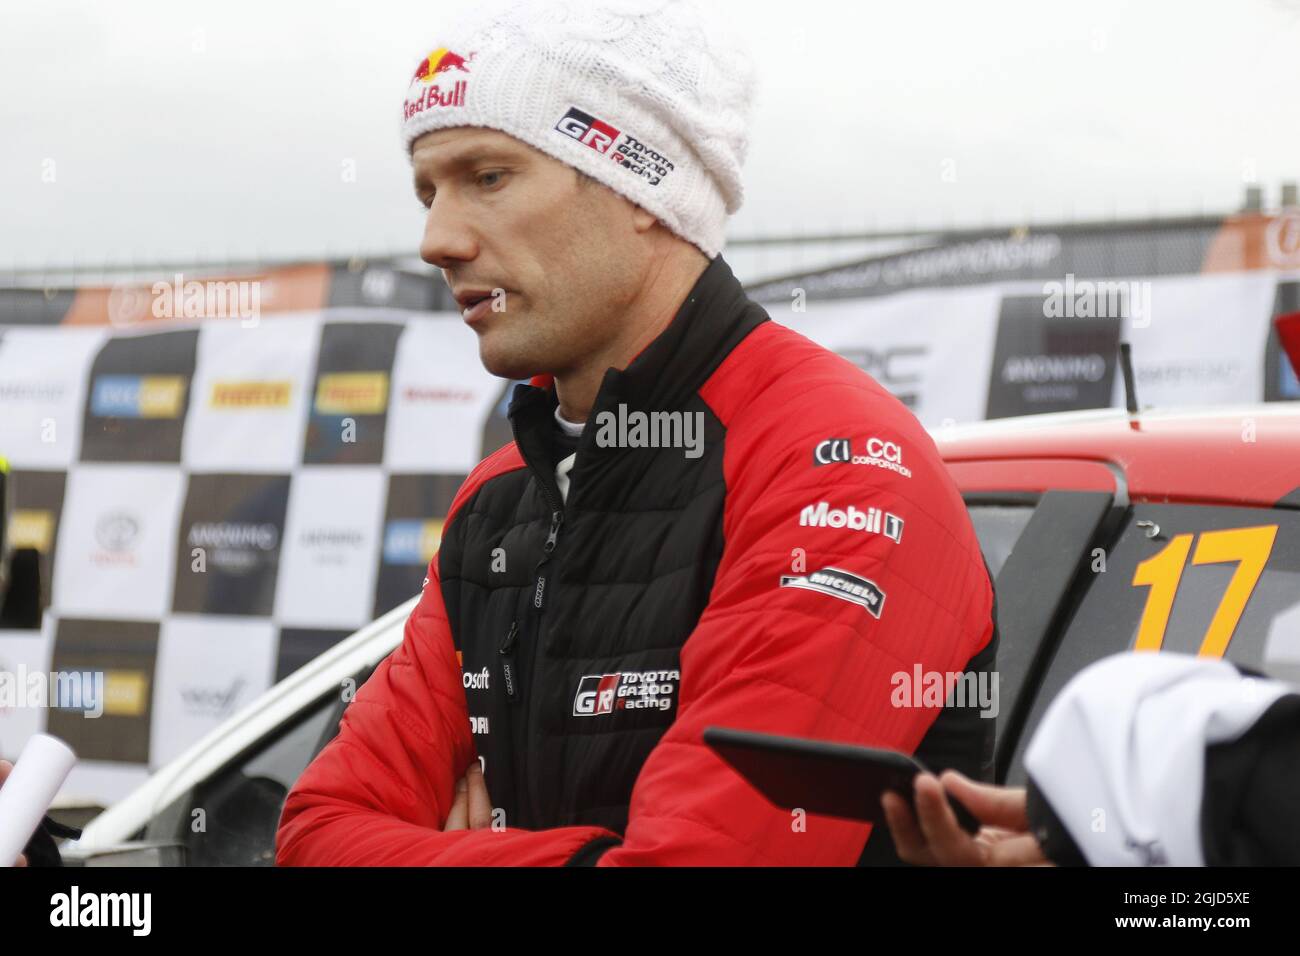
top-left (499, 620), bottom-right (520, 703)
top-left (543, 510), bottom-right (564, 554)
top-left (533, 510), bottom-right (565, 611)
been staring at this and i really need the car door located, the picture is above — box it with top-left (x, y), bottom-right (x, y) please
top-left (133, 664), bottom-right (375, 866)
top-left (1003, 500), bottom-right (1300, 783)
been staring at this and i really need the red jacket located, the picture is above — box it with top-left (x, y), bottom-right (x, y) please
top-left (277, 256), bottom-right (995, 866)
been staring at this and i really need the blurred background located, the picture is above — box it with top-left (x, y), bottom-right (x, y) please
top-left (1, 0), bottom-right (1298, 811)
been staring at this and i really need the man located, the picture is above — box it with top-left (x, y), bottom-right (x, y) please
top-left (276, 0), bottom-right (996, 866)
top-left (884, 651), bottom-right (1300, 866)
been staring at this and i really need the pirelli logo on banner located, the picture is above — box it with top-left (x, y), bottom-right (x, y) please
top-left (314, 373), bottom-right (390, 415)
top-left (210, 381), bottom-right (292, 408)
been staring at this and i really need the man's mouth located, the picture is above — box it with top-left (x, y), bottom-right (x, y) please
top-left (462, 297), bottom-right (491, 327)
top-left (454, 289), bottom-right (503, 325)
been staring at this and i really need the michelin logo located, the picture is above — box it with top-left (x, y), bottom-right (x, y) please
top-left (781, 567), bottom-right (886, 618)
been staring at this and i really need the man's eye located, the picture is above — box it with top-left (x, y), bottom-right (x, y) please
top-left (478, 171), bottom-right (506, 188)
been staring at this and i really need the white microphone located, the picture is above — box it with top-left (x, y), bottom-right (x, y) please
top-left (0, 734), bottom-right (78, 867)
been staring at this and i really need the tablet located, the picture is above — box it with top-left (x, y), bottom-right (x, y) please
top-left (703, 726), bottom-right (980, 833)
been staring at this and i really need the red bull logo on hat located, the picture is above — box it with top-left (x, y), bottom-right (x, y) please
top-left (403, 49), bottom-right (475, 120)
top-left (404, 48), bottom-right (475, 121)
top-left (410, 48), bottom-right (476, 84)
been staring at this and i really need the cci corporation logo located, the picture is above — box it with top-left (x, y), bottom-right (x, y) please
top-left (813, 437), bottom-right (912, 477)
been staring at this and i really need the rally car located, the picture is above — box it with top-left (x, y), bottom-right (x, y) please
top-left (61, 400), bottom-right (1300, 864)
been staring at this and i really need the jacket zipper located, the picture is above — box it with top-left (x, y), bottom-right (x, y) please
top-left (509, 421), bottom-right (566, 827)
top-left (506, 389), bottom-right (571, 828)
top-left (498, 507), bottom-right (563, 703)
top-left (518, 506), bottom-right (564, 826)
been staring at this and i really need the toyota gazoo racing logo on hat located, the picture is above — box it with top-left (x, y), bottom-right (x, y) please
top-left (553, 106), bottom-right (676, 187)
top-left (403, 48), bottom-right (476, 119)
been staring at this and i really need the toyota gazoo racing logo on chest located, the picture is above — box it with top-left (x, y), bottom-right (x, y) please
top-left (553, 107), bottom-right (676, 187)
top-left (813, 438), bottom-right (912, 478)
top-left (781, 567), bottom-right (886, 618)
top-left (572, 669), bottom-right (681, 716)
top-left (799, 502), bottom-right (903, 543)
top-left (403, 48), bottom-right (475, 119)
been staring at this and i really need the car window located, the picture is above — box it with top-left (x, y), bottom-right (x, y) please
top-left (1005, 502), bottom-right (1300, 782)
top-left (964, 502), bottom-right (1036, 579)
top-left (180, 692), bottom-right (339, 865)
top-left (141, 674), bottom-right (363, 865)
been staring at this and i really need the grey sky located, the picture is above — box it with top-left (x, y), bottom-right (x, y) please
top-left (1, 0), bottom-right (1297, 283)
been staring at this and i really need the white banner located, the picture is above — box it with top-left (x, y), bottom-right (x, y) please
top-left (51, 466), bottom-right (186, 620)
top-left (273, 468), bottom-right (386, 629)
top-left (182, 315), bottom-right (321, 472)
top-left (150, 617), bottom-right (276, 767)
top-left (0, 327), bottom-right (105, 468)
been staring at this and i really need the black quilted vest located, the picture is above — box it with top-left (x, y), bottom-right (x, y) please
top-left (439, 256), bottom-right (766, 832)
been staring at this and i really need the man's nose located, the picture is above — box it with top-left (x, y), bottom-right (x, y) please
top-left (419, 197), bottom-right (478, 269)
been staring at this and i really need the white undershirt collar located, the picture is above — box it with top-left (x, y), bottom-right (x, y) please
top-left (554, 405), bottom-right (585, 436)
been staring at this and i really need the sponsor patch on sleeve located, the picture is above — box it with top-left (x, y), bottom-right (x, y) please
top-left (780, 567), bottom-right (886, 618)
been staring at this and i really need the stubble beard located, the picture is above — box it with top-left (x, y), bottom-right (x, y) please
top-left (477, 305), bottom-right (561, 381)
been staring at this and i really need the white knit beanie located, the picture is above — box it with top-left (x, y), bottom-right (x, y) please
top-left (400, 0), bottom-right (756, 260)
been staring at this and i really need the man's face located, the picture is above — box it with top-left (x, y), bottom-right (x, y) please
top-left (412, 126), bottom-right (649, 380)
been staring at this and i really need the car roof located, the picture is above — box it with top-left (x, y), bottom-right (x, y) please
top-left (936, 403), bottom-right (1300, 509)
